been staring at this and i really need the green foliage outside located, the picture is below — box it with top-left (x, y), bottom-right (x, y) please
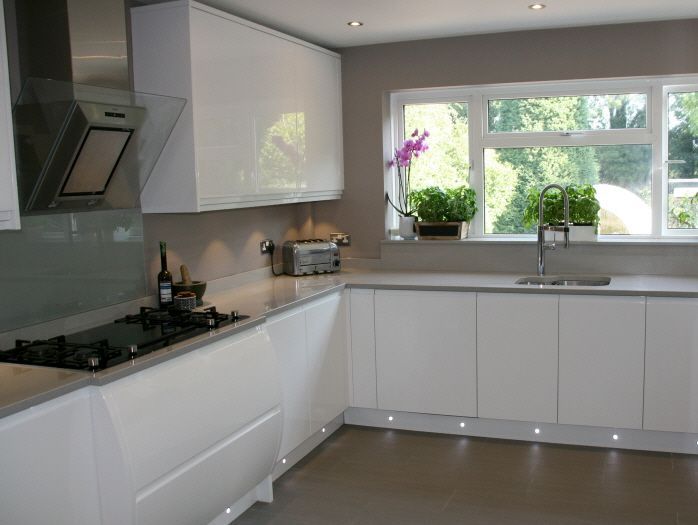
top-left (403, 91), bottom-right (697, 233)
top-left (522, 184), bottom-right (601, 228)
top-left (403, 103), bottom-right (469, 190)
top-left (411, 186), bottom-right (478, 222)
top-left (667, 92), bottom-right (698, 229)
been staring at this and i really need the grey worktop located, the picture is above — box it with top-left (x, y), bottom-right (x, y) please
top-left (3, 268), bottom-right (698, 419)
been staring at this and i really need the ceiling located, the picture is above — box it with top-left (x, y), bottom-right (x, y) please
top-left (188, 0), bottom-right (698, 48)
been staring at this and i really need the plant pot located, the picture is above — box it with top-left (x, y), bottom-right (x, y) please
top-left (416, 221), bottom-right (469, 240)
top-left (544, 225), bottom-right (598, 242)
top-left (398, 216), bottom-right (417, 240)
top-left (569, 225), bottom-right (598, 242)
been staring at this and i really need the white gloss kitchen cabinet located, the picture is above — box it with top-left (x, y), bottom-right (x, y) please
top-left (93, 326), bottom-right (282, 525)
top-left (477, 293), bottom-right (559, 424)
top-left (374, 290), bottom-right (477, 417)
top-left (0, 0), bottom-right (20, 230)
top-left (267, 291), bottom-right (349, 460)
top-left (558, 295), bottom-right (646, 429)
top-left (0, 326), bottom-right (283, 525)
top-left (644, 297), bottom-right (698, 433)
top-left (131, 1), bottom-right (343, 213)
top-left (0, 389), bottom-right (100, 525)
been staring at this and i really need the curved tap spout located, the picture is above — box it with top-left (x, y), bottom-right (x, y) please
top-left (537, 184), bottom-right (570, 276)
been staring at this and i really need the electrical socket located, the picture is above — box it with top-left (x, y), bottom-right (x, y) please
top-left (330, 233), bottom-right (351, 246)
top-left (260, 239), bottom-right (274, 254)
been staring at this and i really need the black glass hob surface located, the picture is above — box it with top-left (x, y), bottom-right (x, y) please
top-left (0, 306), bottom-right (249, 372)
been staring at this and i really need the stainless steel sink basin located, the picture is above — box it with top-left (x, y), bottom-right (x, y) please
top-left (516, 275), bottom-right (612, 286)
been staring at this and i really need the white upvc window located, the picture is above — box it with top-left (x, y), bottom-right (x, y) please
top-left (388, 75), bottom-right (698, 239)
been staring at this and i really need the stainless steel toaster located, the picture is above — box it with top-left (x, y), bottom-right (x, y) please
top-left (282, 239), bottom-right (341, 276)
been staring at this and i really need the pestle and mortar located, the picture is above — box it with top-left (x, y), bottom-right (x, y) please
top-left (173, 265), bottom-right (207, 306)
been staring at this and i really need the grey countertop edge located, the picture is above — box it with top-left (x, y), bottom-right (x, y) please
top-left (345, 282), bottom-right (698, 297)
top-left (4, 270), bottom-right (698, 419)
top-left (0, 375), bottom-right (94, 420)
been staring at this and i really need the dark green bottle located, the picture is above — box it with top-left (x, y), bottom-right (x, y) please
top-left (157, 241), bottom-right (173, 307)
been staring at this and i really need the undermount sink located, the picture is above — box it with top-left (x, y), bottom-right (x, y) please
top-left (516, 275), bottom-right (612, 287)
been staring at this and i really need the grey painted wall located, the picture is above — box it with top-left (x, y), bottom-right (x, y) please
top-left (142, 203), bottom-right (314, 292)
top-left (314, 18), bottom-right (698, 259)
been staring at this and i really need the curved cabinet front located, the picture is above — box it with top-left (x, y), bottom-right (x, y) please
top-left (94, 326), bottom-right (282, 525)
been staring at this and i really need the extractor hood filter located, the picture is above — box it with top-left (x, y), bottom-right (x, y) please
top-left (13, 78), bottom-right (186, 214)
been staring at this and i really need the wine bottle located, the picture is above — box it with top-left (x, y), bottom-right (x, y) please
top-left (158, 241), bottom-right (174, 307)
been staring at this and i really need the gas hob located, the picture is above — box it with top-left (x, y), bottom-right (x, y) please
top-left (0, 306), bottom-right (249, 372)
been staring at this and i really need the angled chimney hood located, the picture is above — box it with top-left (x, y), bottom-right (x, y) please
top-left (13, 77), bottom-right (185, 215)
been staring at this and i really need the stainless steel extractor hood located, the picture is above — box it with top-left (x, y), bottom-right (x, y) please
top-left (13, 77), bottom-right (185, 215)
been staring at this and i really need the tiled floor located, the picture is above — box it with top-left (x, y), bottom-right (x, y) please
top-left (235, 425), bottom-right (698, 524)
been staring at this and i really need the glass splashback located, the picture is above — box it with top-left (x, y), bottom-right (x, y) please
top-left (0, 208), bottom-right (146, 332)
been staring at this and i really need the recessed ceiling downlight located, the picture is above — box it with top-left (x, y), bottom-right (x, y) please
top-left (347, 21), bottom-right (363, 27)
top-left (528, 3), bottom-right (546, 9)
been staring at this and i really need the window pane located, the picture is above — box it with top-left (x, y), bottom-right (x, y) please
top-left (403, 102), bottom-right (468, 190)
top-left (484, 145), bottom-right (652, 235)
top-left (488, 94), bottom-right (647, 133)
top-left (667, 91), bottom-right (698, 229)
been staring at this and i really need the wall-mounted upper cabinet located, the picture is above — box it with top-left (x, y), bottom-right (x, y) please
top-left (131, 1), bottom-right (343, 213)
top-left (0, 0), bottom-right (20, 230)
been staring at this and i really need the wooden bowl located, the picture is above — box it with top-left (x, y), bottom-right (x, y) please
top-left (172, 281), bottom-right (207, 305)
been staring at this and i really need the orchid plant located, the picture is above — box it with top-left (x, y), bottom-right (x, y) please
top-left (386, 128), bottom-right (429, 217)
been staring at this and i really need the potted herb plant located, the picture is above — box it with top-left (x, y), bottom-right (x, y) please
top-left (386, 129), bottom-right (429, 239)
top-left (523, 184), bottom-right (601, 241)
top-left (411, 185), bottom-right (478, 239)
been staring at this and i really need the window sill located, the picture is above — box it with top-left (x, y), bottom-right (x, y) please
top-left (384, 235), bottom-right (698, 247)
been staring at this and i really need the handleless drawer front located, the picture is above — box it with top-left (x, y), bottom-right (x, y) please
top-left (558, 295), bottom-right (646, 429)
top-left (477, 293), bottom-right (559, 423)
top-left (375, 290), bottom-right (477, 417)
top-left (98, 327), bottom-right (281, 491)
top-left (644, 297), bottom-right (698, 433)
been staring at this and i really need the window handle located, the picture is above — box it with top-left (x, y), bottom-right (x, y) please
top-left (666, 159), bottom-right (687, 165)
top-left (559, 132), bottom-right (583, 137)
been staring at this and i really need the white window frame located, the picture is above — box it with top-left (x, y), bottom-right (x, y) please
top-left (388, 74), bottom-right (698, 240)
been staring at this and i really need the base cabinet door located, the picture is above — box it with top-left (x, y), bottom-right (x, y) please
top-left (305, 291), bottom-right (349, 433)
top-left (267, 306), bottom-right (311, 460)
top-left (349, 288), bottom-right (377, 409)
top-left (375, 290), bottom-right (477, 417)
top-left (477, 293), bottom-right (559, 423)
top-left (558, 295), bottom-right (645, 429)
top-left (644, 297), bottom-right (698, 433)
top-left (0, 389), bottom-right (101, 525)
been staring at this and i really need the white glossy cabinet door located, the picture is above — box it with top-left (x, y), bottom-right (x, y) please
top-left (0, 389), bottom-right (101, 525)
top-left (132, 1), bottom-right (342, 213)
top-left (190, 7), bottom-right (256, 202)
top-left (295, 44), bottom-right (342, 195)
top-left (349, 288), bottom-right (377, 409)
top-left (96, 327), bottom-right (282, 525)
top-left (375, 290), bottom-right (477, 417)
top-left (644, 297), bottom-right (698, 433)
top-left (477, 293), bottom-right (559, 423)
top-left (0, 0), bottom-right (20, 230)
top-left (305, 291), bottom-right (349, 433)
top-left (558, 295), bottom-right (646, 429)
top-left (267, 306), bottom-right (311, 460)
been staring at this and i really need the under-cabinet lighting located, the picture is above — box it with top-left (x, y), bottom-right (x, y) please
top-left (460, 422), bottom-right (466, 428)
top-left (282, 458), bottom-right (287, 464)
top-left (226, 508), bottom-right (231, 514)
top-left (528, 3), bottom-right (546, 9)
top-left (534, 427), bottom-right (541, 434)
top-left (612, 434), bottom-right (619, 441)
top-left (347, 21), bottom-right (363, 27)
top-left (388, 415), bottom-right (394, 421)
top-left (322, 427), bottom-right (326, 433)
